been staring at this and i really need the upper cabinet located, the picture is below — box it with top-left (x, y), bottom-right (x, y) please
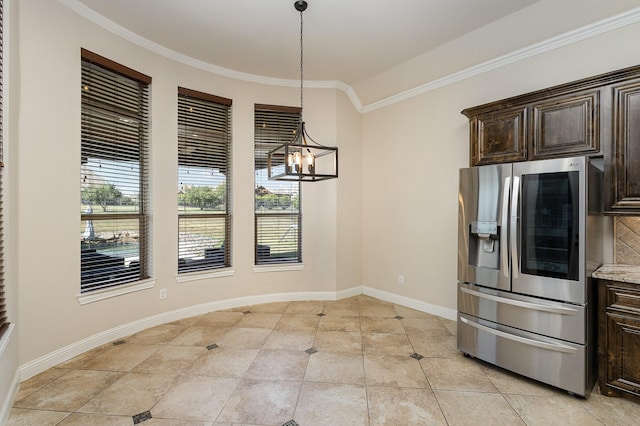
top-left (462, 64), bottom-right (640, 214)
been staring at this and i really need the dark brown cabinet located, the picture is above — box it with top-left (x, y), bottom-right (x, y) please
top-left (598, 279), bottom-right (640, 403)
top-left (604, 77), bottom-right (640, 214)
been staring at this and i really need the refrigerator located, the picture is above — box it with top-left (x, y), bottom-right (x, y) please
top-left (457, 156), bottom-right (603, 397)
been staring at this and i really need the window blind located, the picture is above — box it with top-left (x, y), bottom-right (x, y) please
top-left (80, 49), bottom-right (151, 293)
top-left (0, 0), bottom-right (7, 337)
top-left (178, 87), bottom-right (232, 273)
top-left (254, 105), bottom-right (302, 264)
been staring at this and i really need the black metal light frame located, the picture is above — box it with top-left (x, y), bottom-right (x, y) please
top-left (267, 0), bottom-right (339, 182)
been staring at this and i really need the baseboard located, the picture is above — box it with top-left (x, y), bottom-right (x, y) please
top-left (0, 324), bottom-right (19, 425)
top-left (363, 286), bottom-right (457, 321)
top-left (18, 287), bottom-right (362, 381)
top-left (18, 285), bottom-right (454, 383)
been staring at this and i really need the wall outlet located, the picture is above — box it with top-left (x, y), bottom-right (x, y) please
top-left (398, 274), bottom-right (405, 285)
top-left (159, 288), bottom-right (167, 300)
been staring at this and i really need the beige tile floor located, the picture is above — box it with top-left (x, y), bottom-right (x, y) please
top-left (8, 295), bottom-right (640, 425)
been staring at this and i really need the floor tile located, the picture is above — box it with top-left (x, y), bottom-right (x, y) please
top-left (481, 363), bottom-right (558, 396)
top-left (364, 354), bottom-right (429, 388)
top-left (421, 357), bottom-right (497, 393)
top-left (14, 368), bottom-right (71, 401)
top-left (274, 313), bottom-right (320, 330)
top-left (249, 301), bottom-right (291, 313)
top-left (362, 332), bottom-right (413, 356)
top-left (126, 323), bottom-right (187, 345)
top-left (360, 316), bottom-right (406, 334)
top-left (234, 312), bottom-right (282, 329)
top-left (244, 349), bottom-right (309, 381)
top-left (359, 304), bottom-right (399, 317)
top-left (394, 305), bottom-right (438, 319)
top-left (284, 301), bottom-right (324, 314)
top-left (57, 412), bottom-right (134, 425)
top-left (294, 382), bottom-right (368, 426)
top-left (304, 351), bottom-right (365, 385)
top-left (318, 315), bottom-right (361, 332)
top-left (78, 372), bottom-right (176, 416)
top-left (187, 347), bottom-right (259, 378)
top-left (435, 390), bottom-right (525, 426)
top-left (152, 376), bottom-right (240, 422)
top-left (215, 327), bottom-right (271, 349)
top-left (7, 408), bottom-right (70, 426)
top-left (408, 333), bottom-right (458, 358)
top-left (215, 379), bottom-right (301, 424)
top-left (168, 325), bottom-right (230, 347)
top-left (367, 386), bottom-right (447, 425)
top-left (132, 345), bottom-right (207, 376)
top-left (77, 342), bottom-right (161, 372)
top-left (263, 329), bottom-right (316, 351)
top-left (580, 388), bottom-right (640, 426)
top-left (195, 311), bottom-right (244, 328)
top-left (401, 317), bottom-right (451, 335)
top-left (13, 370), bottom-right (123, 411)
top-left (505, 393), bottom-right (609, 425)
top-left (313, 331), bottom-right (362, 353)
top-left (322, 300), bottom-right (360, 316)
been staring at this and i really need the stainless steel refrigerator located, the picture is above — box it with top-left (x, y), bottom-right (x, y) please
top-left (457, 156), bottom-right (603, 397)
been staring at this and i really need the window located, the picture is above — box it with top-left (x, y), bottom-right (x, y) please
top-left (80, 49), bottom-right (151, 293)
top-left (0, 0), bottom-right (7, 337)
top-left (178, 87), bottom-right (232, 273)
top-left (254, 105), bottom-right (302, 264)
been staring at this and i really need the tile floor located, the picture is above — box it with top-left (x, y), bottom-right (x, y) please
top-left (8, 295), bottom-right (640, 425)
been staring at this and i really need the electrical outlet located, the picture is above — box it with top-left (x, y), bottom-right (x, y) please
top-left (159, 288), bottom-right (167, 300)
top-left (398, 274), bottom-right (405, 285)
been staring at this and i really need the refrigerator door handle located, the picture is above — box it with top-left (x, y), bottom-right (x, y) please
top-left (460, 316), bottom-right (577, 354)
top-left (501, 176), bottom-right (510, 278)
top-left (510, 176), bottom-right (520, 278)
top-left (459, 286), bottom-right (579, 315)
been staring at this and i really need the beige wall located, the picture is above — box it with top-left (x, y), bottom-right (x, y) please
top-left (361, 19), bottom-right (640, 310)
top-left (10, 0), bottom-right (359, 369)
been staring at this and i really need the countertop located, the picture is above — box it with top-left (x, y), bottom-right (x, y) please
top-left (592, 264), bottom-right (640, 285)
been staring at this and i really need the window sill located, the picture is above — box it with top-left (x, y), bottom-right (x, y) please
top-left (253, 263), bottom-right (304, 273)
top-left (176, 267), bottom-right (236, 283)
top-left (77, 278), bottom-right (157, 305)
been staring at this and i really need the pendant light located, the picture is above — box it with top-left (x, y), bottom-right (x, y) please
top-left (267, 0), bottom-right (338, 182)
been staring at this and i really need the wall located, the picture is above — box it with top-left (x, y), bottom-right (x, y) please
top-left (11, 0), bottom-right (358, 373)
top-left (361, 18), bottom-right (640, 312)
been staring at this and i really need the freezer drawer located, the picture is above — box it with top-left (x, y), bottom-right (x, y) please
top-left (458, 282), bottom-right (586, 344)
top-left (458, 312), bottom-right (592, 397)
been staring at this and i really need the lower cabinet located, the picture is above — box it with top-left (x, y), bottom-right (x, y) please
top-left (598, 279), bottom-right (640, 403)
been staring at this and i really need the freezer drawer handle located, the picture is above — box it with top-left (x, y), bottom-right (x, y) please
top-left (460, 316), bottom-right (577, 354)
top-left (460, 286), bottom-right (579, 315)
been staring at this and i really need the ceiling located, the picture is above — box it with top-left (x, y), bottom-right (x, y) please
top-left (73, 0), bottom-right (540, 86)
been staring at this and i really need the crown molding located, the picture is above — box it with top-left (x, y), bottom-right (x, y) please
top-left (362, 6), bottom-right (640, 113)
top-left (61, 0), bottom-right (640, 114)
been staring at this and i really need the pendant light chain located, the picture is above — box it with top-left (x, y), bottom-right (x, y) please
top-left (299, 7), bottom-right (304, 120)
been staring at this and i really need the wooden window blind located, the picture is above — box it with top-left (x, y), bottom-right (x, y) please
top-left (254, 105), bottom-right (302, 264)
top-left (0, 0), bottom-right (7, 337)
top-left (177, 87), bottom-right (232, 273)
top-left (80, 49), bottom-right (151, 293)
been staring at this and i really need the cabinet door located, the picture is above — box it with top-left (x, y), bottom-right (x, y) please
top-left (530, 90), bottom-right (600, 160)
top-left (601, 312), bottom-right (640, 401)
top-left (605, 78), bottom-right (640, 213)
top-left (470, 106), bottom-right (527, 166)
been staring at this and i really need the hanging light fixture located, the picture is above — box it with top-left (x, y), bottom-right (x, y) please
top-left (267, 0), bottom-right (338, 182)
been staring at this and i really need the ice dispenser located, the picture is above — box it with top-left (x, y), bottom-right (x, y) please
top-left (468, 167), bottom-right (501, 270)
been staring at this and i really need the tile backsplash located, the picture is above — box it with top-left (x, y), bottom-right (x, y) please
top-left (615, 216), bottom-right (640, 265)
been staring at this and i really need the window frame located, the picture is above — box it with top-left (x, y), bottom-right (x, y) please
top-left (254, 104), bottom-right (302, 266)
top-left (177, 87), bottom-right (232, 275)
top-left (80, 49), bottom-right (152, 295)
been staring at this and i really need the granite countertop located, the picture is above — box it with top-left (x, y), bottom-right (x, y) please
top-left (592, 264), bottom-right (640, 285)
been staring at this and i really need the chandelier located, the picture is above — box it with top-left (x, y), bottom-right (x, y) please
top-left (267, 0), bottom-right (339, 182)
